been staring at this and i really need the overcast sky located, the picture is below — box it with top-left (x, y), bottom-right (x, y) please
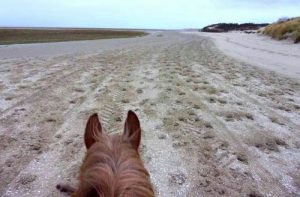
top-left (1, 0), bottom-right (299, 29)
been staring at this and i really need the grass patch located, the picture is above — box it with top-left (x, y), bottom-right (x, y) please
top-left (0, 28), bottom-right (148, 45)
top-left (262, 17), bottom-right (300, 43)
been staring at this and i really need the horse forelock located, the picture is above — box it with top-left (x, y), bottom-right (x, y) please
top-left (75, 133), bottom-right (154, 197)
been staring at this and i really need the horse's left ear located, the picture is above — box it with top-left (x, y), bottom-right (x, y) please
top-left (84, 113), bottom-right (102, 149)
top-left (123, 110), bottom-right (141, 150)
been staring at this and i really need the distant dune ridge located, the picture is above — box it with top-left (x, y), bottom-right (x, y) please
top-left (262, 17), bottom-right (300, 43)
top-left (201, 23), bottom-right (268, 33)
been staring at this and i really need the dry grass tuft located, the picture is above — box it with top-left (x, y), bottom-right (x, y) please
top-left (262, 17), bottom-right (300, 43)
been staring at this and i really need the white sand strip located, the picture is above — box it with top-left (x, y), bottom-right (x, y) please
top-left (0, 34), bottom-right (154, 59)
top-left (185, 32), bottom-right (300, 80)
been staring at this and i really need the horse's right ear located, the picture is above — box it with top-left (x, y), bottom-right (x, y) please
top-left (84, 114), bottom-right (102, 149)
top-left (123, 110), bottom-right (141, 150)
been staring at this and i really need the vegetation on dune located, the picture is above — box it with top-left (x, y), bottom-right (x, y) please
top-left (201, 23), bottom-right (268, 33)
top-left (262, 17), bottom-right (300, 43)
top-left (0, 29), bottom-right (148, 45)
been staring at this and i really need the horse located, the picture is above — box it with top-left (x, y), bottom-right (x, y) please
top-left (57, 110), bottom-right (154, 197)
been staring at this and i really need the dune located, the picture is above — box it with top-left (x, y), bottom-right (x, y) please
top-left (262, 17), bottom-right (300, 43)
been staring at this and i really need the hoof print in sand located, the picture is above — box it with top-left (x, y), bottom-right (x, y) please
top-left (18, 174), bottom-right (37, 185)
top-left (169, 172), bottom-right (187, 186)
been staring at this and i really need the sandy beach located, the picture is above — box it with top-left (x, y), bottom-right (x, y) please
top-left (185, 31), bottom-right (300, 80)
top-left (0, 32), bottom-right (300, 196)
top-left (0, 34), bottom-right (153, 59)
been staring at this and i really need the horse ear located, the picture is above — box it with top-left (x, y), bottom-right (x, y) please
top-left (84, 113), bottom-right (102, 149)
top-left (123, 110), bottom-right (141, 150)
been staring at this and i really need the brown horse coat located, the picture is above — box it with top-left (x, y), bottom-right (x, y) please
top-left (57, 111), bottom-right (154, 197)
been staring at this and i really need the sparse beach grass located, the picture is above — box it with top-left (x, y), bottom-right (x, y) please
top-left (263, 17), bottom-right (300, 43)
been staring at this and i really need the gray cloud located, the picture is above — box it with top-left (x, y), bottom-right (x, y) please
top-left (0, 0), bottom-right (299, 28)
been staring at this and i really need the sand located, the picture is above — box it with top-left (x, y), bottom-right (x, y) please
top-left (0, 32), bottom-right (300, 196)
top-left (0, 34), bottom-right (153, 59)
top-left (185, 32), bottom-right (300, 80)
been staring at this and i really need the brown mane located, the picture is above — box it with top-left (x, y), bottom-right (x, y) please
top-left (57, 111), bottom-right (154, 197)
